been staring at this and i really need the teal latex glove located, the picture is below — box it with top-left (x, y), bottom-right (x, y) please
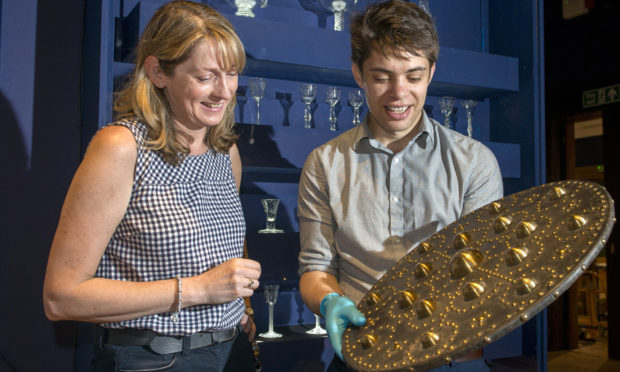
top-left (320, 293), bottom-right (367, 360)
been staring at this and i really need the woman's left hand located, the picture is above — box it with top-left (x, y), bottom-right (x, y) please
top-left (240, 313), bottom-right (256, 342)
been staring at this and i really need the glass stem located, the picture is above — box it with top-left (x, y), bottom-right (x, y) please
top-left (304, 104), bottom-right (312, 128)
top-left (353, 108), bottom-right (360, 126)
top-left (329, 106), bottom-right (337, 131)
top-left (255, 99), bottom-right (261, 124)
top-left (444, 115), bottom-right (451, 129)
top-left (268, 304), bottom-right (275, 333)
top-left (334, 10), bottom-right (344, 31)
top-left (467, 116), bottom-right (473, 137)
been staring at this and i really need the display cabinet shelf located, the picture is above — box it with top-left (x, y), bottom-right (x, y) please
top-left (256, 324), bottom-right (328, 343)
top-left (229, 16), bottom-right (519, 100)
top-left (243, 166), bottom-right (302, 183)
top-left (112, 14), bottom-right (519, 101)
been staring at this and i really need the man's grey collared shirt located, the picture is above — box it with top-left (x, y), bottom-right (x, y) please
top-left (298, 113), bottom-right (503, 304)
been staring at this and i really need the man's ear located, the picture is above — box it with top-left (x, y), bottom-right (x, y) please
top-left (352, 62), bottom-right (364, 90)
top-left (428, 62), bottom-right (436, 84)
top-left (144, 55), bottom-right (166, 88)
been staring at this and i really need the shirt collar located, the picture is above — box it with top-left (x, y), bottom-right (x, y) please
top-left (352, 110), bottom-right (435, 151)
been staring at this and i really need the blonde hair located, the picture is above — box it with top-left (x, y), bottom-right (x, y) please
top-left (114, 0), bottom-right (246, 165)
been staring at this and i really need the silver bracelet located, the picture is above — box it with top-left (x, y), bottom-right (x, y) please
top-left (171, 275), bottom-right (182, 323)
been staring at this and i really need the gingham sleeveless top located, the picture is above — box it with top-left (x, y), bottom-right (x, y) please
top-left (95, 117), bottom-right (246, 336)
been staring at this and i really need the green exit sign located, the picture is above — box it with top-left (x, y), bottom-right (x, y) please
top-left (582, 84), bottom-right (620, 108)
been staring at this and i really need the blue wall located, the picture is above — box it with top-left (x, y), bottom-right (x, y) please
top-left (0, 0), bottom-right (84, 370)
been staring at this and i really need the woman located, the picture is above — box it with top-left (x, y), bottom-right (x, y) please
top-left (43, 1), bottom-right (260, 370)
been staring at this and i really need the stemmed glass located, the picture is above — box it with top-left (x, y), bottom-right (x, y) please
top-left (318, 0), bottom-right (357, 31)
top-left (259, 285), bottom-right (283, 338)
top-left (248, 78), bottom-right (266, 125)
top-left (258, 198), bottom-right (284, 234)
top-left (325, 87), bottom-right (341, 131)
top-left (300, 83), bottom-right (317, 129)
top-left (224, 0), bottom-right (268, 18)
top-left (347, 89), bottom-right (364, 127)
top-left (306, 314), bottom-right (327, 335)
top-left (461, 99), bottom-right (478, 138)
top-left (438, 96), bottom-right (455, 129)
top-left (417, 0), bottom-right (431, 15)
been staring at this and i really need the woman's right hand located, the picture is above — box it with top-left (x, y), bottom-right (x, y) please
top-left (185, 258), bottom-right (261, 307)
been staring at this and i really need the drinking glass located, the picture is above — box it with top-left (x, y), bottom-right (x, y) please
top-left (248, 77), bottom-right (266, 125)
top-left (224, 0), bottom-right (268, 18)
top-left (306, 314), bottom-right (327, 335)
top-left (347, 89), bottom-right (364, 127)
top-left (461, 99), bottom-right (478, 138)
top-left (300, 83), bottom-right (317, 129)
top-left (325, 86), bottom-right (341, 131)
top-left (259, 285), bottom-right (283, 338)
top-left (417, 0), bottom-right (431, 15)
top-left (259, 198), bottom-right (284, 233)
top-left (438, 96), bottom-right (455, 129)
top-left (276, 92), bottom-right (293, 127)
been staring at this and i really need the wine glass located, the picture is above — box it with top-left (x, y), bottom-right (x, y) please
top-left (461, 99), bottom-right (478, 138)
top-left (347, 89), bottom-right (364, 127)
top-left (306, 314), bottom-right (327, 335)
top-left (259, 285), bottom-right (283, 338)
top-left (300, 83), bottom-right (317, 129)
top-left (224, 0), bottom-right (268, 18)
top-left (248, 77), bottom-right (266, 125)
top-left (417, 0), bottom-right (431, 15)
top-left (325, 86), bottom-right (341, 131)
top-left (276, 92), bottom-right (293, 127)
top-left (259, 198), bottom-right (284, 234)
top-left (438, 96), bottom-right (455, 129)
top-left (318, 0), bottom-right (357, 31)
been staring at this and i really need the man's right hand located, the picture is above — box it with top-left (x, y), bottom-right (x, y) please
top-left (320, 293), bottom-right (366, 360)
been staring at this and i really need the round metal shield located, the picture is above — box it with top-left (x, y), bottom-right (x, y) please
top-left (342, 180), bottom-right (615, 371)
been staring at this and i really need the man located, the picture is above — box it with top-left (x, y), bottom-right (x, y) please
top-left (297, 1), bottom-right (503, 371)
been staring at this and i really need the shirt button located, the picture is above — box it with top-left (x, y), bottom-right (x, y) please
top-left (392, 196), bottom-right (399, 203)
top-left (393, 157), bottom-right (400, 164)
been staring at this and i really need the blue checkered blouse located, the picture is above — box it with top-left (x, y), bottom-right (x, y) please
top-left (95, 117), bottom-right (246, 336)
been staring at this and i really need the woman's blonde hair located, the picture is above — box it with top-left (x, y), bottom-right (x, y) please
top-left (114, 0), bottom-right (246, 165)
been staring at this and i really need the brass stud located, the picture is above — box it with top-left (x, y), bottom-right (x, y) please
top-left (366, 292), bottom-right (380, 307)
top-left (415, 299), bottom-right (436, 319)
top-left (506, 246), bottom-right (529, 266)
top-left (361, 334), bottom-right (377, 349)
top-left (450, 250), bottom-right (484, 279)
top-left (421, 332), bottom-right (440, 349)
top-left (516, 278), bottom-right (537, 295)
top-left (418, 241), bottom-right (431, 254)
top-left (453, 232), bottom-right (472, 250)
top-left (550, 186), bottom-right (567, 200)
top-left (516, 221), bottom-right (537, 238)
top-left (398, 290), bottom-right (416, 309)
top-left (488, 201), bottom-right (502, 214)
top-left (463, 281), bottom-right (486, 301)
top-left (493, 216), bottom-right (513, 233)
top-left (414, 262), bottom-right (433, 279)
top-left (568, 215), bottom-right (588, 230)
